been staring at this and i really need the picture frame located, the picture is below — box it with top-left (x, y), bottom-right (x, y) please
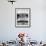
top-left (15, 8), bottom-right (31, 28)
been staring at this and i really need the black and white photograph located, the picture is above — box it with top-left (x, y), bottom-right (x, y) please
top-left (15, 8), bottom-right (31, 28)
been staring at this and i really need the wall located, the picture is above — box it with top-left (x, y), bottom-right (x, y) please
top-left (0, 0), bottom-right (46, 42)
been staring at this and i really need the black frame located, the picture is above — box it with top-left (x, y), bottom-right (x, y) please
top-left (15, 8), bottom-right (31, 28)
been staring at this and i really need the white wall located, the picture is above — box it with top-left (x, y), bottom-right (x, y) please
top-left (0, 0), bottom-right (46, 42)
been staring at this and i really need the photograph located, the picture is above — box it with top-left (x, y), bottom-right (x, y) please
top-left (0, 0), bottom-right (46, 46)
top-left (15, 8), bottom-right (31, 28)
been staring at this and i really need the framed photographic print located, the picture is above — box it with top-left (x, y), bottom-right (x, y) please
top-left (15, 8), bottom-right (31, 28)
